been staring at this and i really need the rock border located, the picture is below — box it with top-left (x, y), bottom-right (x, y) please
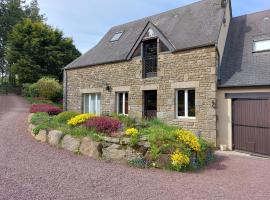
top-left (28, 114), bottom-right (150, 162)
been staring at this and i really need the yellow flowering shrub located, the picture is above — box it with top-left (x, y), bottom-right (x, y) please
top-left (125, 128), bottom-right (139, 136)
top-left (171, 150), bottom-right (190, 167)
top-left (175, 129), bottom-right (201, 152)
top-left (67, 113), bottom-right (95, 126)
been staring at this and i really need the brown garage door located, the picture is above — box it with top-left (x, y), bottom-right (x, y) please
top-left (232, 99), bottom-right (270, 155)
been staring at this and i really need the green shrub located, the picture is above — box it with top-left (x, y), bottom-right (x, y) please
top-left (140, 119), bottom-right (180, 162)
top-left (21, 83), bottom-right (31, 97)
top-left (111, 113), bottom-right (137, 128)
top-left (150, 144), bottom-right (160, 161)
top-left (129, 156), bottom-right (150, 169)
top-left (62, 127), bottom-right (102, 141)
top-left (29, 83), bottom-right (39, 97)
top-left (36, 77), bottom-right (63, 101)
top-left (141, 119), bottom-right (178, 144)
top-left (31, 112), bottom-right (50, 125)
top-left (54, 111), bottom-right (79, 124)
top-left (129, 134), bottom-right (140, 147)
top-left (33, 124), bottom-right (49, 135)
top-left (27, 97), bottom-right (53, 105)
top-left (196, 138), bottom-right (215, 167)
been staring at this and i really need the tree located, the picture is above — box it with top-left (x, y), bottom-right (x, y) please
top-left (6, 18), bottom-right (81, 84)
top-left (24, 0), bottom-right (44, 21)
top-left (0, 0), bottom-right (44, 84)
top-left (0, 0), bottom-right (24, 84)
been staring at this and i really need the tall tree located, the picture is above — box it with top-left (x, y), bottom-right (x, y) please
top-left (24, 0), bottom-right (44, 21)
top-left (6, 18), bottom-right (81, 84)
top-left (0, 0), bottom-right (43, 84)
top-left (0, 0), bottom-right (24, 83)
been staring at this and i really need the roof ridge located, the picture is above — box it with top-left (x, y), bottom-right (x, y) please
top-left (232, 9), bottom-right (270, 20)
top-left (112, 0), bottom-right (216, 28)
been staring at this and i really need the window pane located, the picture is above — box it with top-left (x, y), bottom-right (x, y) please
top-left (125, 93), bottom-right (129, 115)
top-left (84, 95), bottom-right (89, 113)
top-left (96, 94), bottom-right (101, 115)
top-left (188, 90), bottom-right (195, 117)
top-left (143, 39), bottom-right (158, 78)
top-left (254, 40), bottom-right (270, 52)
top-left (177, 90), bottom-right (185, 117)
top-left (110, 32), bottom-right (123, 42)
top-left (90, 94), bottom-right (96, 113)
top-left (118, 93), bottom-right (123, 114)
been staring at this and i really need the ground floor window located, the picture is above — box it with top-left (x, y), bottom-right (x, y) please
top-left (116, 92), bottom-right (128, 115)
top-left (176, 89), bottom-right (195, 118)
top-left (83, 93), bottom-right (101, 115)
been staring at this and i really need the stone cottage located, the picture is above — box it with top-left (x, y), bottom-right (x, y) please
top-left (64, 0), bottom-right (270, 156)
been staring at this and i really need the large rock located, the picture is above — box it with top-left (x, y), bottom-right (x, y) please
top-left (103, 136), bottom-right (120, 144)
top-left (80, 137), bottom-right (102, 159)
top-left (138, 141), bottom-right (150, 148)
top-left (125, 147), bottom-right (142, 161)
top-left (102, 144), bottom-right (126, 160)
top-left (28, 113), bottom-right (34, 123)
top-left (120, 137), bottom-right (130, 145)
top-left (139, 136), bottom-right (148, 141)
top-left (35, 130), bottom-right (47, 143)
top-left (28, 124), bottom-right (36, 137)
top-left (62, 135), bottom-right (80, 152)
top-left (156, 154), bottom-right (171, 169)
top-left (48, 130), bottom-right (64, 146)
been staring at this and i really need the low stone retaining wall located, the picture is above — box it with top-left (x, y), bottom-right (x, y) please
top-left (28, 117), bottom-right (150, 162)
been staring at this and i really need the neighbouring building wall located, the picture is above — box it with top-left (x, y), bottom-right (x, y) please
top-left (66, 47), bottom-right (217, 143)
top-left (217, 87), bottom-right (270, 150)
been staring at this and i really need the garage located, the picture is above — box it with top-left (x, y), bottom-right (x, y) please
top-left (232, 96), bottom-right (270, 156)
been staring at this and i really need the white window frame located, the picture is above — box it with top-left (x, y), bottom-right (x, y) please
top-left (116, 92), bottom-right (128, 116)
top-left (253, 39), bottom-right (270, 52)
top-left (176, 89), bottom-right (196, 119)
top-left (83, 93), bottom-right (101, 115)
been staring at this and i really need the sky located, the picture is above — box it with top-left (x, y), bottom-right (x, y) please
top-left (26, 0), bottom-right (270, 53)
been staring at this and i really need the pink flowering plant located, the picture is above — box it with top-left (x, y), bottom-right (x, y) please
top-left (84, 116), bottom-right (121, 136)
top-left (30, 104), bottom-right (62, 115)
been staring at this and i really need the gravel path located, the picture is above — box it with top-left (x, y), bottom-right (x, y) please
top-left (0, 94), bottom-right (270, 200)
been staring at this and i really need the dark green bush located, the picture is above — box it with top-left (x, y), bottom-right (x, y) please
top-left (28, 83), bottom-right (39, 97)
top-left (21, 83), bottom-right (31, 97)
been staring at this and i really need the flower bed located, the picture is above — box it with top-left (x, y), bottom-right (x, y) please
top-left (28, 111), bottom-right (215, 172)
top-left (67, 113), bottom-right (95, 126)
top-left (85, 116), bottom-right (121, 136)
top-left (30, 104), bottom-right (62, 115)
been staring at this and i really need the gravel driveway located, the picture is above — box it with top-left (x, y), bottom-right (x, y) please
top-left (0, 94), bottom-right (270, 200)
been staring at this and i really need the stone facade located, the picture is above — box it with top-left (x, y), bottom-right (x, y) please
top-left (65, 47), bottom-right (217, 143)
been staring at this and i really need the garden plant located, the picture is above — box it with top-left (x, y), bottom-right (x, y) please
top-left (30, 106), bottom-right (214, 172)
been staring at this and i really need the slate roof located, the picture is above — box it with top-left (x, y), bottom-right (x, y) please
top-left (65, 0), bottom-right (225, 69)
top-left (219, 10), bottom-right (270, 87)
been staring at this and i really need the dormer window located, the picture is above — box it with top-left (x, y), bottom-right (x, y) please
top-left (253, 39), bottom-right (270, 52)
top-left (110, 31), bottom-right (123, 42)
top-left (142, 39), bottom-right (158, 78)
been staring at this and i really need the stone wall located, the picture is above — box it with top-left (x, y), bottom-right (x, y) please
top-left (65, 47), bottom-right (217, 143)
